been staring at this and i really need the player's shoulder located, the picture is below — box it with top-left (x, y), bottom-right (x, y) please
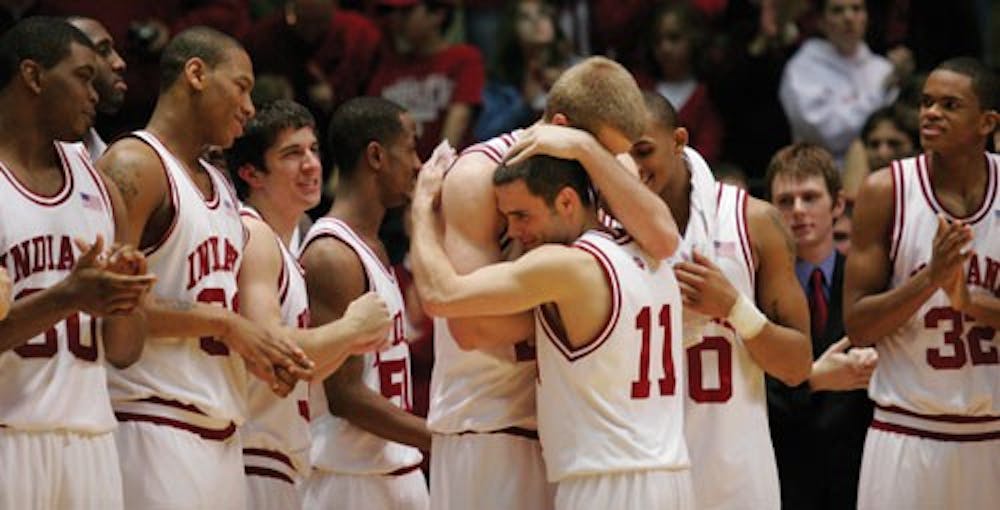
top-left (99, 136), bottom-right (162, 175)
top-left (859, 165), bottom-right (895, 201)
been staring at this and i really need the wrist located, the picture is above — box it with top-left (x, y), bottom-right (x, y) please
top-left (726, 293), bottom-right (768, 339)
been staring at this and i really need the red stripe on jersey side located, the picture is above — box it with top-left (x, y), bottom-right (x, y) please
top-left (243, 448), bottom-right (296, 470)
top-left (542, 239), bottom-right (622, 362)
top-left (78, 148), bottom-right (114, 216)
top-left (876, 404), bottom-right (1000, 424)
top-left (132, 133), bottom-right (181, 257)
top-left (889, 160), bottom-right (905, 265)
top-left (0, 144), bottom-right (75, 206)
top-left (326, 218), bottom-right (397, 284)
top-left (244, 466), bottom-right (294, 484)
top-left (298, 228), bottom-right (375, 294)
top-left (870, 419), bottom-right (1000, 442)
top-left (735, 189), bottom-right (755, 289)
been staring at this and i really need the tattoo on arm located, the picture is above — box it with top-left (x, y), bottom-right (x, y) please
top-left (104, 165), bottom-right (139, 203)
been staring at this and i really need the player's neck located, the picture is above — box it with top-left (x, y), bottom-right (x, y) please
top-left (246, 196), bottom-right (299, 247)
top-left (660, 161), bottom-right (692, 236)
top-left (927, 149), bottom-right (988, 191)
top-left (146, 103), bottom-right (207, 170)
top-left (327, 185), bottom-right (385, 239)
top-left (0, 111), bottom-right (59, 171)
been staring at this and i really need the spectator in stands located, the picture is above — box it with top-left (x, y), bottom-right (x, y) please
top-left (473, 0), bottom-right (574, 142)
top-left (842, 104), bottom-right (919, 196)
top-left (368, 0), bottom-right (485, 159)
top-left (636, 0), bottom-right (723, 163)
top-left (779, 0), bottom-right (911, 165)
top-left (244, 0), bottom-right (381, 118)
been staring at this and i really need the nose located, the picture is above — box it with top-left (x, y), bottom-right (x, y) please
top-left (792, 196), bottom-right (807, 214)
top-left (303, 149), bottom-right (321, 174)
top-left (111, 50), bottom-right (126, 73)
top-left (242, 95), bottom-right (256, 119)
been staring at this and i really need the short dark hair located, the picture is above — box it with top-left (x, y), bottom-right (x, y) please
top-left (642, 90), bottom-right (679, 130)
top-left (160, 26), bottom-right (242, 92)
top-left (0, 16), bottom-right (94, 90)
top-left (765, 143), bottom-right (841, 200)
top-left (327, 97), bottom-right (407, 180)
top-left (933, 57), bottom-right (998, 111)
top-left (226, 99), bottom-right (315, 199)
top-left (860, 106), bottom-right (919, 147)
top-left (493, 155), bottom-right (593, 208)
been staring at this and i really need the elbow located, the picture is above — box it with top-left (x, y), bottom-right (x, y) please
top-left (644, 222), bottom-right (680, 260)
top-left (778, 345), bottom-right (814, 387)
top-left (106, 351), bottom-right (141, 370)
top-left (844, 316), bottom-right (876, 347)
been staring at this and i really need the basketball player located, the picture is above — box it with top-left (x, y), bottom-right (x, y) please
top-left (0, 17), bottom-right (154, 509)
top-left (845, 57), bottom-right (1000, 509)
top-left (631, 91), bottom-right (812, 509)
top-left (411, 154), bottom-right (693, 509)
top-left (429, 56), bottom-right (679, 510)
top-left (97, 28), bottom-right (312, 509)
top-left (300, 97), bottom-right (431, 509)
top-left (66, 16), bottom-right (126, 161)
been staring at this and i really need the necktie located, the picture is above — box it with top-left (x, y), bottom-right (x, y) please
top-left (809, 268), bottom-right (828, 339)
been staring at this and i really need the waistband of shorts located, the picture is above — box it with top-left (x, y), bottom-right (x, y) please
top-left (871, 405), bottom-right (1000, 442)
top-left (244, 448), bottom-right (300, 485)
top-left (114, 397), bottom-right (237, 441)
top-left (386, 463), bottom-right (422, 477)
top-left (455, 426), bottom-right (539, 440)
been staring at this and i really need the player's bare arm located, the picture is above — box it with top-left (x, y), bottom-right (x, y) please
top-left (844, 169), bottom-right (971, 346)
top-left (506, 124), bottom-right (679, 259)
top-left (98, 168), bottom-right (154, 368)
top-left (100, 140), bottom-right (313, 386)
top-left (239, 216), bottom-right (389, 383)
top-left (0, 267), bottom-right (10, 320)
top-left (0, 234), bottom-right (154, 355)
top-left (437, 153), bottom-right (535, 349)
top-left (302, 234), bottom-right (431, 450)
top-left (674, 198), bottom-right (812, 386)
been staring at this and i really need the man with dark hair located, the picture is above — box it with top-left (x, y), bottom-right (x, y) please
top-left (410, 154), bottom-right (693, 510)
top-left (845, 57), bottom-right (1000, 509)
top-left (228, 99), bottom-right (394, 510)
top-left (632, 91), bottom-right (812, 510)
top-left (0, 17), bottom-right (155, 509)
top-left (67, 17), bottom-right (127, 161)
top-left (299, 96), bottom-right (431, 509)
top-left (427, 55), bottom-right (678, 510)
top-left (97, 27), bottom-right (312, 509)
top-left (765, 142), bottom-right (878, 510)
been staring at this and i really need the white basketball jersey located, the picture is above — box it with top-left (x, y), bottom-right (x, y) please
top-left (536, 230), bottom-right (688, 482)
top-left (239, 206), bottom-right (312, 476)
top-left (872, 153), bottom-right (1000, 416)
top-left (108, 130), bottom-right (248, 427)
top-left (302, 217), bottom-right (422, 474)
top-left (428, 130), bottom-right (541, 434)
top-left (681, 184), bottom-right (780, 510)
top-left (0, 142), bottom-right (116, 433)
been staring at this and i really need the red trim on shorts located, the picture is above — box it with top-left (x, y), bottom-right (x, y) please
top-left (458, 426), bottom-right (539, 440)
top-left (244, 466), bottom-right (294, 484)
top-left (870, 419), bottom-right (1000, 442)
top-left (115, 412), bottom-right (236, 441)
top-left (876, 404), bottom-right (1000, 424)
top-left (243, 448), bottom-right (295, 470)
top-left (138, 396), bottom-right (206, 415)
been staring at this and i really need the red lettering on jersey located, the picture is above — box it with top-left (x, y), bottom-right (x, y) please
top-left (967, 253), bottom-right (982, 287)
top-left (186, 236), bottom-right (240, 290)
top-left (3, 235), bottom-right (76, 284)
top-left (391, 311), bottom-right (405, 345)
top-left (983, 257), bottom-right (1000, 297)
top-left (10, 239), bottom-right (31, 282)
top-left (56, 235), bottom-right (73, 270)
top-left (30, 237), bottom-right (46, 273)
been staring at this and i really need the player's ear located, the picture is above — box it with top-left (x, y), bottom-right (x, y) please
top-left (978, 109), bottom-right (998, 137)
top-left (237, 164), bottom-right (264, 191)
top-left (550, 113), bottom-right (569, 127)
top-left (365, 141), bottom-right (384, 171)
top-left (19, 59), bottom-right (42, 95)
top-left (554, 186), bottom-right (578, 215)
top-left (185, 57), bottom-right (208, 92)
top-left (673, 127), bottom-right (689, 155)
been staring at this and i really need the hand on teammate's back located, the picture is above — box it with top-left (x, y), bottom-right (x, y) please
top-left (221, 315), bottom-right (315, 396)
top-left (64, 235), bottom-right (156, 317)
top-left (342, 292), bottom-right (393, 354)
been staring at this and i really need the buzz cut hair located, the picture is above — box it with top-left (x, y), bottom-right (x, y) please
top-left (545, 56), bottom-right (646, 142)
top-left (159, 26), bottom-right (243, 92)
top-left (0, 16), bottom-right (95, 91)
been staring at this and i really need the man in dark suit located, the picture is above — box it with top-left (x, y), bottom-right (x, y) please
top-left (765, 143), bottom-right (878, 510)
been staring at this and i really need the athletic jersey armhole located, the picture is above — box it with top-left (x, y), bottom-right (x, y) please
top-left (889, 160), bottom-right (905, 266)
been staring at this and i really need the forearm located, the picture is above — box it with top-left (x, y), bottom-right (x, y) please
top-left (144, 298), bottom-right (228, 339)
top-left (329, 386), bottom-right (432, 451)
top-left (578, 143), bottom-right (678, 258)
top-left (963, 292), bottom-right (1000, 330)
top-left (846, 268), bottom-right (938, 346)
top-left (744, 323), bottom-right (812, 386)
top-left (293, 323), bottom-right (356, 381)
top-left (0, 282), bottom-right (77, 353)
top-left (410, 212), bottom-right (463, 312)
top-left (102, 311), bottom-right (147, 368)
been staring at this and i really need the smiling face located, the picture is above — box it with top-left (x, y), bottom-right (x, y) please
top-left (496, 179), bottom-right (578, 250)
top-left (198, 46), bottom-right (256, 148)
top-left (255, 125), bottom-right (323, 214)
top-left (919, 69), bottom-right (995, 153)
top-left (69, 18), bottom-right (126, 115)
top-left (630, 111), bottom-right (686, 196)
top-left (39, 41), bottom-right (99, 141)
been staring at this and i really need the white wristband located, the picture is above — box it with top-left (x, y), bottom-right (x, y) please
top-left (727, 293), bottom-right (768, 339)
